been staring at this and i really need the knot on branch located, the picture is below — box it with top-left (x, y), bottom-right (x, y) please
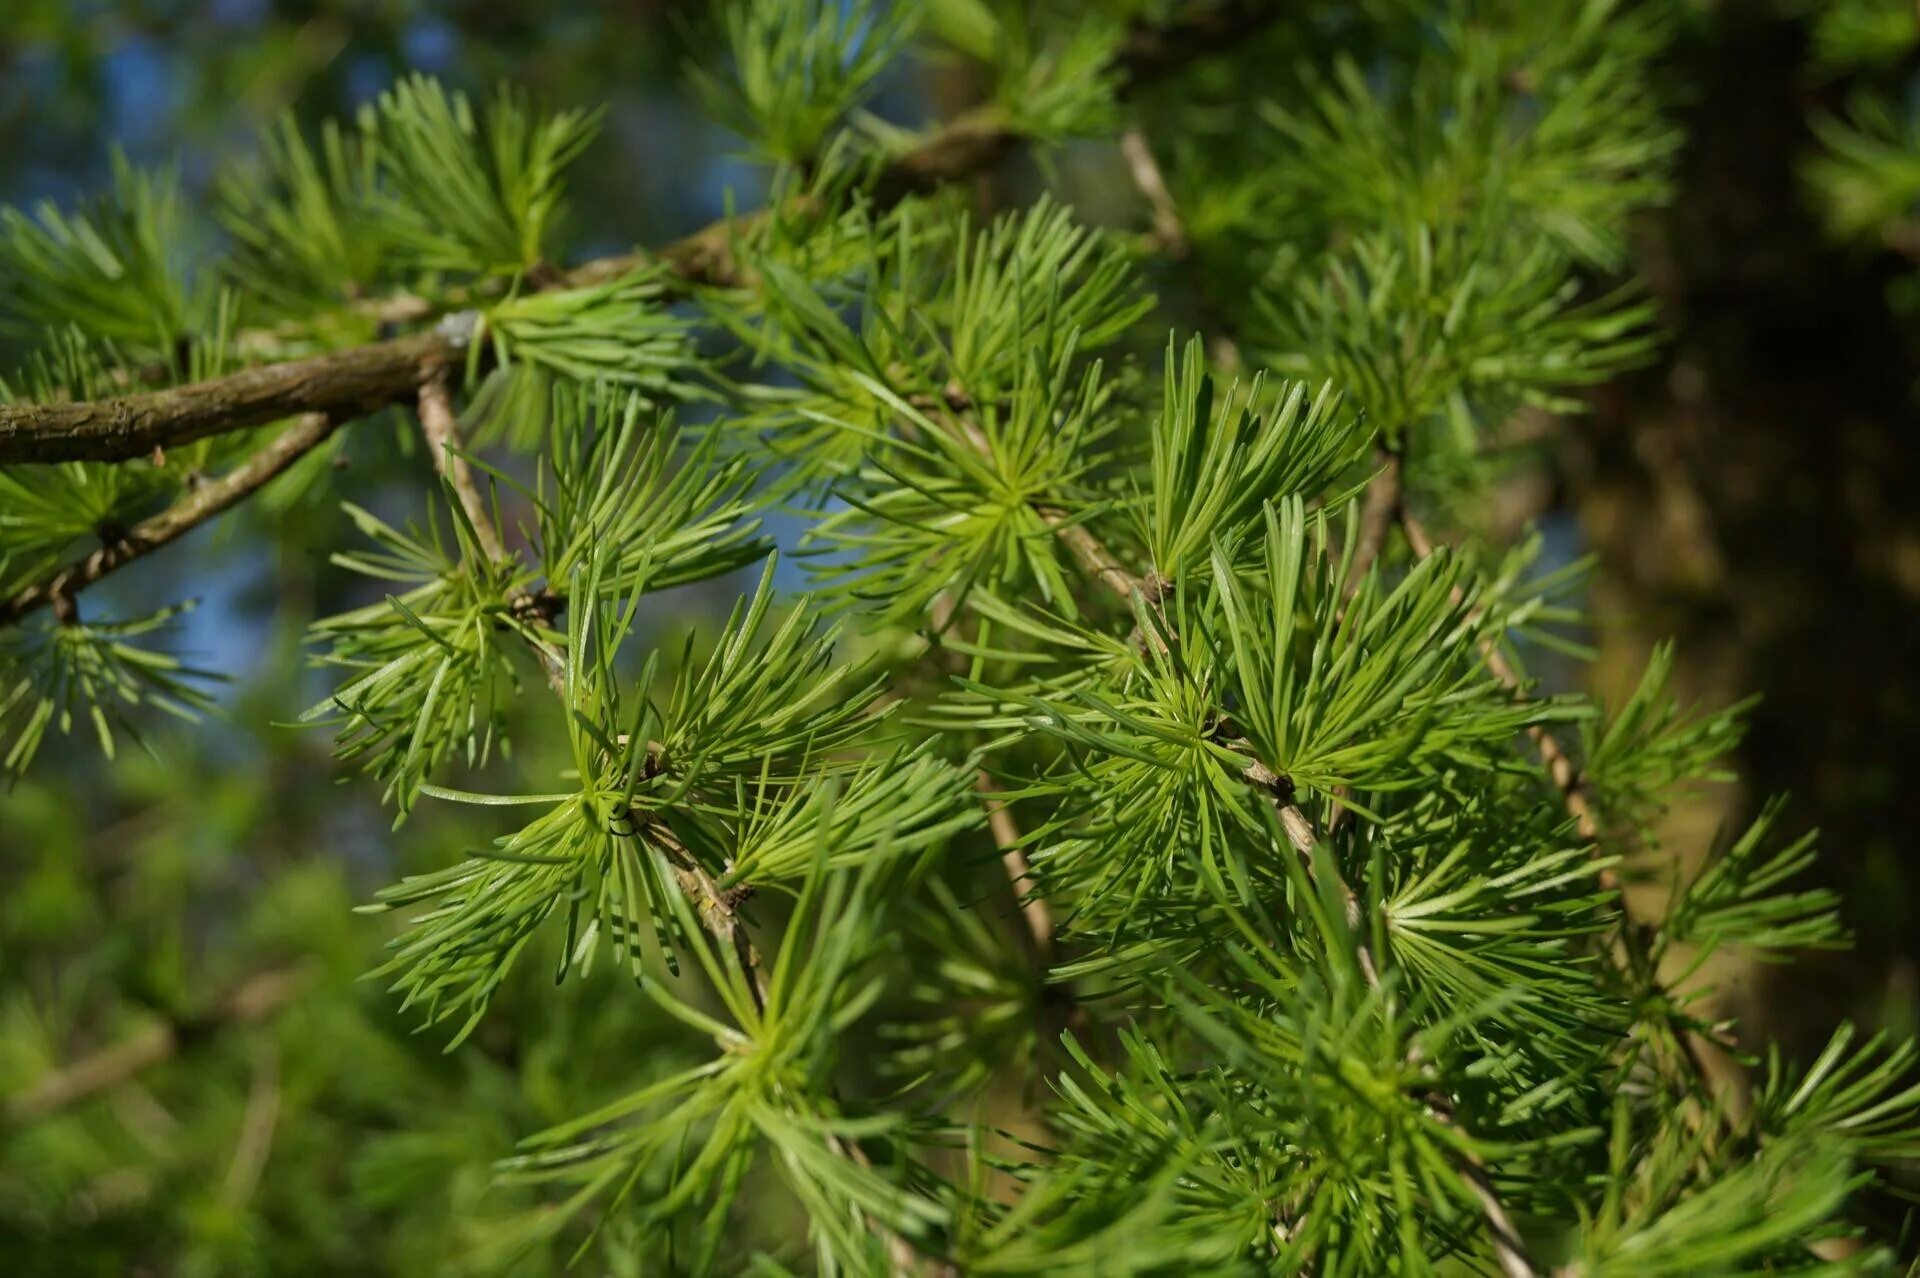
top-left (507, 586), bottom-right (564, 628)
top-left (1240, 758), bottom-right (1296, 805)
top-left (904, 378), bottom-right (980, 418)
top-left (434, 309), bottom-right (484, 350)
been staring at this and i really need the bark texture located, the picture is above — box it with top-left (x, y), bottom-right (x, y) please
top-left (0, 333), bottom-right (452, 465)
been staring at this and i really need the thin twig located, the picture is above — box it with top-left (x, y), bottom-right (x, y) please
top-left (1399, 509), bottom-right (1748, 1126)
top-left (1467, 1159), bottom-right (1537, 1278)
top-left (219, 1041), bottom-right (282, 1209)
top-left (930, 414), bottom-right (1168, 640)
top-left (1014, 409), bottom-right (1378, 978)
top-left (1116, 127), bottom-right (1242, 372)
top-left (828, 1128), bottom-right (946, 1276)
top-left (0, 412), bottom-right (342, 626)
top-left (418, 371), bottom-right (506, 565)
top-left (647, 835), bottom-right (929, 1275)
top-left (1115, 0), bottom-right (1284, 92)
top-left (1120, 128), bottom-right (1190, 259)
top-left (1045, 514), bottom-right (1150, 604)
top-left (929, 587), bottom-right (1058, 964)
top-left (1241, 759), bottom-right (1381, 990)
top-left (978, 771), bottom-right (1053, 962)
top-left (608, 715), bottom-right (928, 1273)
top-left (1346, 449), bottom-right (1404, 601)
top-left (410, 380), bottom-right (570, 695)
top-left (643, 814), bottom-right (768, 1007)
top-left (1428, 1094), bottom-right (1537, 1278)
top-left (1399, 512), bottom-right (1602, 868)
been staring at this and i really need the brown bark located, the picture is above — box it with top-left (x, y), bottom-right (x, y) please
top-left (416, 373), bottom-right (507, 565)
top-left (871, 108), bottom-right (1022, 208)
top-left (0, 332), bottom-right (452, 465)
top-left (978, 771), bottom-right (1053, 961)
top-left (1046, 515), bottom-right (1149, 601)
top-left (1346, 450), bottom-right (1404, 599)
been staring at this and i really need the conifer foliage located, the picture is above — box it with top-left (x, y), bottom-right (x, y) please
top-left (2, 1), bottom-right (1916, 1273)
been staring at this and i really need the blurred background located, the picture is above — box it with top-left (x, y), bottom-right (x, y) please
top-left (1, 0), bottom-right (1917, 1272)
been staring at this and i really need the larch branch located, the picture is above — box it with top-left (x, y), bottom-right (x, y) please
top-left (930, 588), bottom-right (1056, 963)
top-left (1047, 489), bottom-right (1536, 1277)
top-left (1046, 513), bottom-right (1150, 601)
top-left (1432, 1096), bottom-right (1539, 1278)
top-left (0, 411), bottom-right (342, 626)
top-left (1399, 507), bottom-right (1751, 1132)
top-left (492, 492), bottom-right (930, 1274)
top-left (0, 329), bottom-right (455, 465)
top-left (1114, 0), bottom-right (1286, 91)
top-left (0, 1), bottom-right (1286, 468)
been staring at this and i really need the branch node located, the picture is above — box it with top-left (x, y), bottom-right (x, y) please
top-left (434, 308), bottom-right (484, 349)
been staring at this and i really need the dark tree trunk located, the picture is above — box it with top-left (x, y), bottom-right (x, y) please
top-left (1579, 0), bottom-right (1920, 1049)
